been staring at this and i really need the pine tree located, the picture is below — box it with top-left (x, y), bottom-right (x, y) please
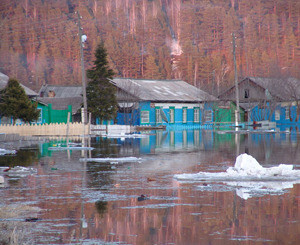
top-left (0, 78), bottom-right (39, 124)
top-left (86, 42), bottom-right (118, 122)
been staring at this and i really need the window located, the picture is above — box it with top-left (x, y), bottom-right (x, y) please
top-left (182, 107), bottom-right (187, 123)
top-left (141, 110), bottom-right (149, 124)
top-left (244, 89), bottom-right (250, 99)
top-left (169, 107), bottom-right (175, 123)
top-left (155, 107), bottom-right (162, 123)
top-left (37, 109), bottom-right (42, 124)
top-left (285, 107), bottom-right (290, 120)
top-left (194, 107), bottom-right (200, 123)
top-left (204, 110), bottom-right (212, 122)
top-left (275, 110), bottom-right (280, 121)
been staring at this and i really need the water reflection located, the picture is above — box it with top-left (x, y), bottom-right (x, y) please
top-left (0, 128), bottom-right (299, 244)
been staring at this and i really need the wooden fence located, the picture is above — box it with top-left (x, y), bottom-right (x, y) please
top-left (0, 122), bottom-right (88, 136)
top-left (0, 123), bottom-right (133, 136)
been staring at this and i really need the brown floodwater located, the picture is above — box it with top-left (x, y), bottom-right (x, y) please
top-left (0, 129), bottom-right (299, 244)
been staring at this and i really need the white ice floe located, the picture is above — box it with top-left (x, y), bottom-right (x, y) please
top-left (80, 156), bottom-right (142, 163)
top-left (174, 153), bottom-right (300, 199)
top-left (105, 133), bottom-right (148, 139)
top-left (0, 166), bottom-right (37, 177)
top-left (0, 175), bottom-right (4, 184)
top-left (174, 154), bottom-right (300, 181)
top-left (0, 148), bottom-right (16, 155)
top-left (48, 146), bottom-right (94, 151)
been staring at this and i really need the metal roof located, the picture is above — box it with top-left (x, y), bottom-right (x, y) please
top-left (0, 72), bottom-right (37, 97)
top-left (247, 77), bottom-right (300, 101)
top-left (39, 84), bottom-right (82, 98)
top-left (219, 77), bottom-right (300, 102)
top-left (112, 78), bottom-right (217, 102)
top-left (37, 97), bottom-right (83, 114)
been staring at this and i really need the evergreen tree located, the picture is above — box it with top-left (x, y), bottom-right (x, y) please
top-left (86, 42), bottom-right (118, 122)
top-left (0, 78), bottom-right (39, 124)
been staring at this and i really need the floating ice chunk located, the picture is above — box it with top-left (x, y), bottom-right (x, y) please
top-left (234, 153), bottom-right (263, 171)
top-left (0, 148), bottom-right (16, 155)
top-left (80, 157), bottom-right (142, 163)
top-left (225, 154), bottom-right (297, 179)
top-left (174, 153), bottom-right (300, 181)
top-left (0, 175), bottom-right (4, 184)
top-left (174, 153), bottom-right (300, 199)
top-left (105, 133), bottom-right (148, 139)
top-left (0, 166), bottom-right (37, 177)
top-left (48, 146), bottom-right (94, 151)
top-left (236, 189), bottom-right (251, 200)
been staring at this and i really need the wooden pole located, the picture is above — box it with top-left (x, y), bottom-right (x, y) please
top-left (77, 11), bottom-right (88, 125)
top-left (232, 32), bottom-right (240, 127)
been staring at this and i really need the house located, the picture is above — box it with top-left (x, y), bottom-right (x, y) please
top-left (38, 85), bottom-right (83, 123)
top-left (219, 77), bottom-right (300, 125)
top-left (111, 78), bottom-right (218, 128)
top-left (0, 72), bottom-right (37, 97)
top-left (0, 72), bottom-right (39, 124)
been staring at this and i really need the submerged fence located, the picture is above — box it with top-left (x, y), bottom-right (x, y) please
top-left (0, 123), bottom-right (133, 136)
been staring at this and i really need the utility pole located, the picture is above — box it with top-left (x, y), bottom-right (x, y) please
top-left (232, 32), bottom-right (240, 127)
top-left (77, 11), bottom-right (88, 125)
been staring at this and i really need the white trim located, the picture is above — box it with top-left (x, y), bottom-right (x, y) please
top-left (154, 103), bottom-right (203, 109)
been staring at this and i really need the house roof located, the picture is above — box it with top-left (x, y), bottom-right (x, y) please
top-left (0, 72), bottom-right (37, 97)
top-left (38, 84), bottom-right (82, 98)
top-left (112, 78), bottom-right (217, 102)
top-left (219, 77), bottom-right (300, 102)
top-left (37, 97), bottom-right (82, 114)
top-left (248, 77), bottom-right (300, 101)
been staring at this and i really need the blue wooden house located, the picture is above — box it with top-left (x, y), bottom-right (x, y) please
top-left (111, 78), bottom-right (217, 128)
top-left (219, 77), bottom-right (300, 126)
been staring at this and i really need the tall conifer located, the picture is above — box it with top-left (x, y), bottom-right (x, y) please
top-left (0, 79), bottom-right (39, 124)
top-left (86, 42), bottom-right (117, 122)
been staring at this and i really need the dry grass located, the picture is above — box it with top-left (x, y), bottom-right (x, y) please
top-left (0, 205), bottom-right (42, 245)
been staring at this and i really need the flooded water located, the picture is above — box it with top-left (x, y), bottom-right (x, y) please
top-left (0, 129), bottom-right (299, 244)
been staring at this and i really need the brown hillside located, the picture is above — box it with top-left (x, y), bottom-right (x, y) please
top-left (0, 0), bottom-right (299, 95)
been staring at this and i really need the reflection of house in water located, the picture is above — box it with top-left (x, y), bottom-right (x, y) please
top-left (139, 129), bottom-right (214, 154)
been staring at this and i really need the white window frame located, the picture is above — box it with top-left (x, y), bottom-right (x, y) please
top-left (37, 108), bottom-right (42, 124)
top-left (275, 110), bottom-right (280, 121)
top-left (182, 107), bottom-right (187, 124)
top-left (194, 107), bottom-right (200, 123)
top-left (141, 110), bottom-right (149, 124)
top-left (285, 107), bottom-right (289, 120)
top-left (156, 108), bottom-right (162, 123)
top-left (204, 110), bottom-right (212, 122)
top-left (169, 107), bottom-right (175, 123)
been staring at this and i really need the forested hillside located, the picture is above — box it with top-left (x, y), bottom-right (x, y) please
top-left (0, 0), bottom-right (299, 94)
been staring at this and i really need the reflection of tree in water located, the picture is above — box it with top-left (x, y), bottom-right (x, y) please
top-left (0, 149), bottom-right (39, 167)
top-left (95, 200), bottom-right (108, 216)
top-left (90, 137), bottom-right (119, 158)
top-left (86, 163), bottom-right (115, 189)
top-left (86, 137), bottom-right (119, 190)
